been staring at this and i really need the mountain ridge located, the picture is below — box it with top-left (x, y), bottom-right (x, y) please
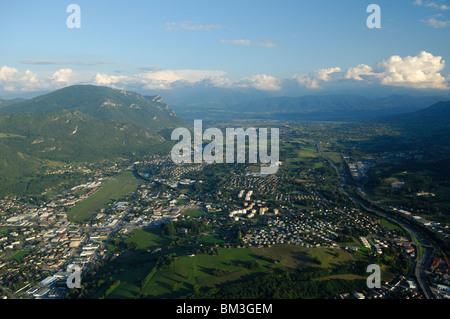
top-left (379, 100), bottom-right (450, 134)
top-left (173, 93), bottom-right (447, 122)
top-left (0, 85), bottom-right (185, 131)
top-left (229, 94), bottom-right (445, 114)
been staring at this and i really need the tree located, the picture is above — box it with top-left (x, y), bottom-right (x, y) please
top-left (193, 283), bottom-right (200, 293)
top-left (127, 242), bottom-right (137, 250)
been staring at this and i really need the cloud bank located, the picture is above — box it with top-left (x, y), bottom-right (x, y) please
top-left (0, 66), bottom-right (79, 92)
top-left (0, 52), bottom-right (448, 94)
top-left (294, 51), bottom-right (447, 90)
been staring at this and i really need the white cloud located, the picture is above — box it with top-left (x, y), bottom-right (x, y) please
top-left (136, 69), bottom-right (228, 90)
top-left (51, 69), bottom-right (76, 83)
top-left (0, 66), bottom-right (19, 81)
top-left (220, 39), bottom-right (277, 48)
top-left (425, 1), bottom-right (450, 10)
top-left (421, 16), bottom-right (450, 27)
top-left (375, 51), bottom-right (447, 89)
top-left (413, 0), bottom-right (450, 10)
top-left (94, 69), bottom-right (230, 90)
top-left (314, 67), bottom-right (342, 81)
top-left (294, 67), bottom-right (342, 89)
top-left (0, 66), bottom-right (282, 93)
top-left (165, 21), bottom-right (223, 32)
top-left (94, 73), bottom-right (128, 86)
top-left (293, 52), bottom-right (448, 90)
top-left (0, 66), bottom-right (49, 92)
top-left (345, 64), bottom-right (377, 81)
top-left (414, 1), bottom-right (450, 27)
top-left (0, 66), bottom-right (83, 92)
top-left (93, 69), bottom-right (283, 91)
top-left (294, 76), bottom-right (321, 89)
top-left (237, 74), bottom-right (282, 91)
top-left (141, 69), bottom-right (226, 84)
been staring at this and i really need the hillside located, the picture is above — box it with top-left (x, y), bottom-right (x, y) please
top-left (0, 85), bottom-right (185, 131)
top-left (380, 101), bottom-right (450, 135)
top-left (0, 85), bottom-right (185, 196)
top-left (0, 110), bottom-right (169, 162)
top-left (0, 98), bottom-right (27, 108)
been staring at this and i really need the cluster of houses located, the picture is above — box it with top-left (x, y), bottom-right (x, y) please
top-left (140, 156), bottom-right (207, 181)
top-left (274, 192), bottom-right (320, 203)
top-left (242, 212), bottom-right (340, 248)
top-left (222, 173), bottom-right (283, 195)
top-left (242, 207), bottom-right (344, 249)
top-left (337, 277), bottom-right (423, 299)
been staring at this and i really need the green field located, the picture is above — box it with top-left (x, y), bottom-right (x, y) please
top-left (124, 228), bottom-right (172, 250)
top-left (378, 218), bottom-right (402, 232)
top-left (313, 161), bottom-right (324, 169)
top-left (280, 139), bottom-right (328, 173)
top-left (8, 250), bottom-right (29, 261)
top-left (67, 171), bottom-right (140, 223)
top-left (96, 233), bottom-right (366, 299)
top-left (324, 151), bottom-right (342, 164)
top-left (199, 234), bottom-right (226, 245)
top-left (252, 245), bottom-right (353, 269)
top-left (298, 146), bottom-right (318, 158)
top-left (95, 227), bottom-right (281, 298)
top-left (182, 209), bottom-right (204, 217)
top-left (136, 246), bottom-right (275, 298)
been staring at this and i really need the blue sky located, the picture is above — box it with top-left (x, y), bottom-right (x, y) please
top-left (0, 0), bottom-right (449, 97)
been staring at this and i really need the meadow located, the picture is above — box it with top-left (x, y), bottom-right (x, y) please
top-left (67, 171), bottom-right (140, 222)
top-left (92, 227), bottom-right (367, 299)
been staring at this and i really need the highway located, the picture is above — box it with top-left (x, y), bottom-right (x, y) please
top-left (315, 140), bottom-right (436, 299)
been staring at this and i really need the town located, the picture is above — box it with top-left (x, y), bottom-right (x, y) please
top-left (1, 132), bottom-right (449, 300)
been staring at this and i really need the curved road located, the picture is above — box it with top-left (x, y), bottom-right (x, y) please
top-left (315, 140), bottom-right (435, 299)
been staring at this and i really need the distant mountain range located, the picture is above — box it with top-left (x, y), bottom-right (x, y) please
top-left (230, 94), bottom-right (447, 120)
top-left (0, 85), bottom-right (185, 195)
top-left (0, 97), bottom-right (26, 107)
top-left (173, 93), bottom-right (447, 121)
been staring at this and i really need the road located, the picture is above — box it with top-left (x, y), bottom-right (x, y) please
top-left (315, 140), bottom-right (435, 299)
